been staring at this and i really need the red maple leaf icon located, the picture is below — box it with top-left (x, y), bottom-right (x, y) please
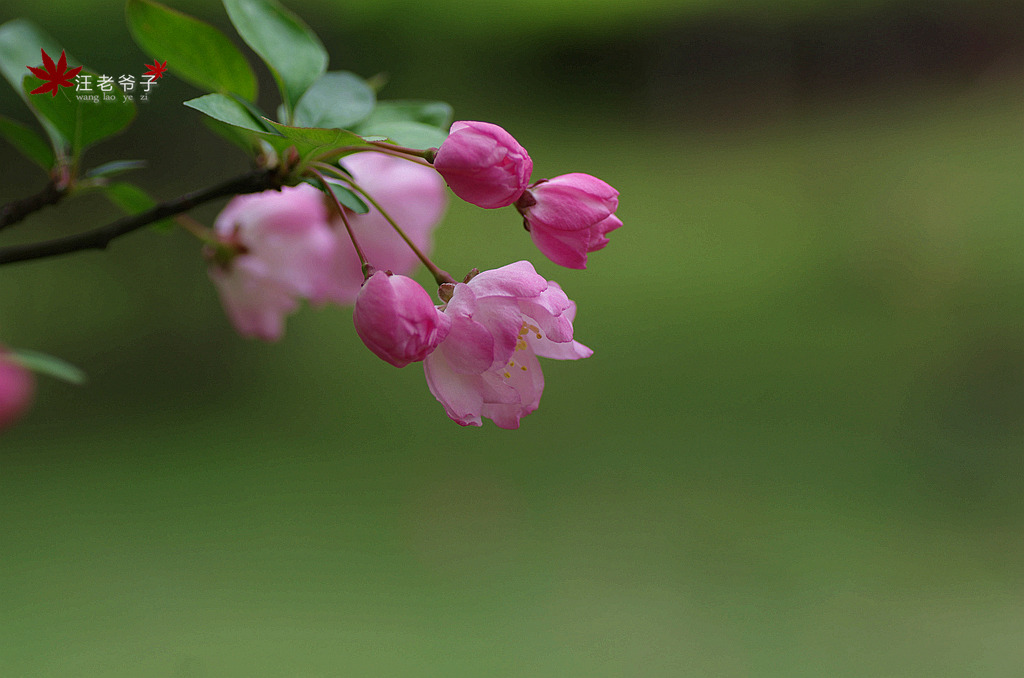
top-left (143, 59), bottom-right (168, 80)
top-left (27, 49), bottom-right (82, 97)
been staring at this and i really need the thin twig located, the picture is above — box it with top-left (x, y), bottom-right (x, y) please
top-left (0, 180), bottom-right (67, 231)
top-left (0, 168), bottom-right (282, 266)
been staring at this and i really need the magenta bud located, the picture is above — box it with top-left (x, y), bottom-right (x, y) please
top-left (519, 173), bottom-right (621, 269)
top-left (354, 272), bottom-right (452, 368)
top-left (432, 121), bottom-right (533, 209)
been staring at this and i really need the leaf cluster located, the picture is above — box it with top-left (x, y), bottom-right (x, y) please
top-left (126, 0), bottom-right (452, 167)
top-left (0, 0), bottom-right (453, 224)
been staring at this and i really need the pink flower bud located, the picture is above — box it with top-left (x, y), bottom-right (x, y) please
top-left (0, 350), bottom-right (33, 431)
top-left (433, 121), bottom-right (533, 209)
top-left (516, 173), bottom-right (618, 270)
top-left (517, 173), bottom-right (621, 269)
top-left (354, 271), bottom-right (451, 368)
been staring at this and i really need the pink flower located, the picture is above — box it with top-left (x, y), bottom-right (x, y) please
top-left (209, 183), bottom-right (340, 341)
top-left (354, 271), bottom-right (451, 368)
top-left (516, 173), bottom-right (621, 269)
top-left (432, 121), bottom-right (533, 209)
top-left (329, 152), bottom-right (447, 304)
top-left (423, 261), bottom-right (592, 429)
top-left (0, 349), bottom-right (33, 431)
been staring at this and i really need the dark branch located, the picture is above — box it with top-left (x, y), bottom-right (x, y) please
top-left (0, 180), bottom-right (67, 231)
top-left (0, 168), bottom-right (282, 266)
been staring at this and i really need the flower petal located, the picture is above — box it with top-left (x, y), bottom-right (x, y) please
top-left (440, 285), bottom-right (496, 374)
top-left (466, 260), bottom-right (547, 299)
top-left (528, 173), bottom-right (618, 232)
top-left (531, 337), bottom-right (593, 361)
top-left (528, 226), bottom-right (590, 269)
top-left (209, 259), bottom-right (298, 341)
top-left (480, 346), bottom-right (544, 429)
top-left (424, 350), bottom-right (485, 427)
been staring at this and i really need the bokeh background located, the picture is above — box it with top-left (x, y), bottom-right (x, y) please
top-left (3, 0), bottom-right (1024, 675)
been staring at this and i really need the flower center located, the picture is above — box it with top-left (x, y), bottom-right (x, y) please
top-left (504, 321), bottom-right (542, 378)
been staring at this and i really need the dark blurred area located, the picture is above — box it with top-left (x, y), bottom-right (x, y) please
top-left (5, 0), bottom-right (1024, 124)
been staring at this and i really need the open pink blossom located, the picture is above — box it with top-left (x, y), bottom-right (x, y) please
top-left (423, 261), bottom-right (592, 429)
top-left (516, 173), bottom-right (621, 269)
top-left (354, 271), bottom-right (451, 368)
top-left (329, 152), bottom-right (447, 304)
top-left (432, 121), bottom-right (533, 209)
top-left (0, 349), bottom-right (33, 431)
top-left (209, 183), bottom-right (340, 341)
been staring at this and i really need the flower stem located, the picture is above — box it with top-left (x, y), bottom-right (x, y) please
top-left (307, 146), bottom-right (432, 168)
top-left (343, 179), bottom-right (455, 285)
top-left (368, 140), bottom-right (435, 160)
top-left (310, 169), bottom-right (373, 281)
top-left (174, 214), bottom-right (216, 244)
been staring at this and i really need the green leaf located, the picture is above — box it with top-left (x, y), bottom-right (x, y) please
top-left (0, 114), bottom-right (54, 169)
top-left (7, 349), bottom-right (86, 385)
top-left (22, 71), bottom-right (136, 158)
top-left (0, 19), bottom-right (74, 149)
top-left (0, 19), bottom-right (61, 96)
top-left (259, 119), bottom-right (370, 161)
top-left (184, 93), bottom-right (271, 134)
top-left (126, 0), bottom-right (257, 100)
top-left (201, 116), bottom-right (261, 152)
top-left (222, 0), bottom-right (327, 114)
top-left (292, 71), bottom-right (375, 129)
top-left (356, 100), bottom-right (452, 129)
top-left (358, 120), bottom-right (448, 149)
top-left (85, 159), bottom-right (146, 179)
top-left (103, 181), bottom-right (174, 231)
top-left (228, 93), bottom-right (281, 129)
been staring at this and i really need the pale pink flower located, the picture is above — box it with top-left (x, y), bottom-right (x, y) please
top-left (432, 121), bottom-right (533, 209)
top-left (423, 261), bottom-right (592, 429)
top-left (516, 173), bottom-right (621, 269)
top-left (354, 271), bottom-right (451, 368)
top-left (328, 152), bottom-right (447, 304)
top-left (209, 183), bottom-right (340, 340)
top-left (0, 349), bottom-right (33, 431)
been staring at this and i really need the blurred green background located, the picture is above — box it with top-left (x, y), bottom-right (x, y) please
top-left (3, 0), bottom-right (1024, 675)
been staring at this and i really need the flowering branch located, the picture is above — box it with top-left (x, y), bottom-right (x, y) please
top-left (0, 167), bottom-right (283, 266)
top-left (0, 1), bottom-right (621, 433)
top-left (0, 179), bottom-right (68, 231)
